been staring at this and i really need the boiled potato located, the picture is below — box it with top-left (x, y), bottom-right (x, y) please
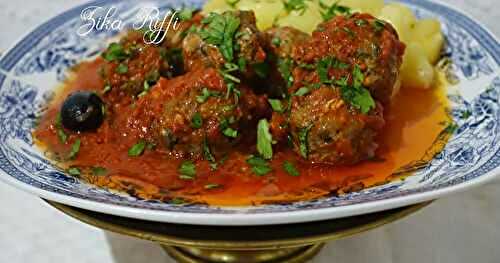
top-left (379, 3), bottom-right (417, 43)
top-left (411, 19), bottom-right (444, 64)
top-left (276, 2), bottom-right (323, 34)
top-left (401, 42), bottom-right (436, 89)
top-left (237, 0), bottom-right (284, 30)
top-left (202, 0), bottom-right (235, 14)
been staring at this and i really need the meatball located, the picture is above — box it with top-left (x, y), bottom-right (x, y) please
top-left (182, 10), bottom-right (267, 77)
top-left (283, 14), bottom-right (404, 164)
top-left (100, 31), bottom-right (171, 97)
top-left (289, 87), bottom-right (385, 165)
top-left (293, 13), bottom-right (405, 104)
top-left (259, 26), bottom-right (311, 97)
top-left (126, 68), bottom-right (268, 159)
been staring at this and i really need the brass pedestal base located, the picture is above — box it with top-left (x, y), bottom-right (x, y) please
top-left (163, 243), bottom-right (325, 263)
top-left (46, 201), bottom-right (431, 263)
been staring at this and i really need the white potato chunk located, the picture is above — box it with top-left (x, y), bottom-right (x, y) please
top-left (237, 0), bottom-right (284, 30)
top-left (276, 2), bottom-right (323, 34)
top-left (202, 0), bottom-right (234, 14)
top-left (401, 42), bottom-right (436, 89)
top-left (336, 0), bottom-right (384, 16)
top-left (411, 19), bottom-right (444, 64)
top-left (378, 3), bottom-right (417, 43)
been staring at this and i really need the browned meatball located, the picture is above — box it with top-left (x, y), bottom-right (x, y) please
top-left (284, 14), bottom-right (404, 164)
top-left (293, 13), bottom-right (405, 104)
top-left (100, 31), bottom-right (173, 97)
top-left (126, 68), bottom-right (268, 159)
top-left (182, 11), bottom-right (267, 77)
top-left (289, 87), bottom-right (385, 165)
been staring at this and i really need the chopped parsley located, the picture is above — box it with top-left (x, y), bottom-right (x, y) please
top-left (338, 65), bottom-right (375, 114)
top-left (355, 19), bottom-right (367, 27)
top-left (268, 99), bottom-right (284, 113)
top-left (257, 119), bottom-right (273, 160)
top-left (205, 183), bottom-right (222, 190)
top-left (103, 84), bottom-right (112, 94)
top-left (461, 110), bottom-right (472, 119)
top-left (116, 63), bottom-right (128, 74)
top-left (294, 87), bottom-right (311, 96)
top-left (199, 12), bottom-right (241, 62)
top-left (225, 0), bottom-right (240, 7)
top-left (298, 124), bottom-right (313, 158)
top-left (272, 37), bottom-right (281, 47)
top-left (68, 139), bottom-right (81, 160)
top-left (317, 57), bottom-right (349, 84)
top-left (319, 0), bottom-right (351, 21)
top-left (284, 0), bottom-right (310, 15)
top-left (203, 137), bottom-right (216, 163)
top-left (197, 88), bottom-right (221, 103)
top-left (128, 140), bottom-right (146, 157)
top-left (246, 156), bottom-right (272, 176)
top-left (191, 112), bottom-right (203, 129)
top-left (67, 167), bottom-right (81, 176)
top-left (102, 43), bottom-right (129, 62)
top-left (373, 19), bottom-right (386, 33)
top-left (55, 113), bottom-right (68, 143)
top-left (444, 123), bottom-right (458, 134)
top-left (178, 161), bottom-right (196, 180)
top-left (277, 58), bottom-right (294, 87)
top-left (170, 198), bottom-right (186, 205)
top-left (92, 167), bottom-right (108, 176)
top-left (178, 8), bottom-right (195, 21)
top-left (283, 161), bottom-right (300, 176)
top-left (220, 117), bottom-right (239, 138)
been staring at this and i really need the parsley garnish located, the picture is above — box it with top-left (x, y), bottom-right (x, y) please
top-left (128, 140), bottom-right (146, 157)
top-left (55, 113), bottom-right (68, 143)
top-left (257, 119), bottom-right (273, 160)
top-left (298, 125), bottom-right (313, 158)
top-left (197, 88), bottom-right (222, 103)
top-left (200, 13), bottom-right (241, 62)
top-left (373, 19), bottom-right (386, 33)
top-left (203, 137), bottom-right (216, 163)
top-left (92, 167), bottom-right (108, 176)
top-left (178, 161), bottom-right (196, 180)
top-left (220, 118), bottom-right (239, 138)
top-left (191, 112), bottom-right (203, 129)
top-left (294, 87), bottom-right (311, 96)
top-left (268, 99), bottom-right (284, 113)
top-left (67, 167), bottom-right (81, 176)
top-left (283, 161), bottom-right (300, 176)
top-left (284, 0), bottom-right (310, 15)
top-left (319, 0), bottom-right (351, 21)
top-left (317, 57), bottom-right (349, 84)
top-left (278, 58), bottom-right (294, 87)
top-left (102, 43), bottom-right (129, 62)
top-left (116, 63), bottom-right (128, 74)
top-left (246, 156), bottom-right (272, 176)
top-left (171, 198), bottom-right (186, 205)
top-left (205, 183), bottom-right (222, 190)
top-left (225, 0), bottom-right (240, 7)
top-left (444, 123), bottom-right (458, 134)
top-left (272, 37), bottom-right (281, 47)
top-left (68, 139), bottom-right (81, 160)
top-left (178, 8), bottom-right (195, 21)
top-left (338, 65), bottom-right (375, 113)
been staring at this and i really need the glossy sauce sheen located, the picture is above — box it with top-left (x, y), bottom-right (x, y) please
top-left (34, 59), bottom-right (451, 206)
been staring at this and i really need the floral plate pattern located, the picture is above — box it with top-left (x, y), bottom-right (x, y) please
top-left (0, 0), bottom-right (498, 225)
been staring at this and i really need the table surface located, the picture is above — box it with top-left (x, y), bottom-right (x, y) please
top-left (0, 1), bottom-right (499, 263)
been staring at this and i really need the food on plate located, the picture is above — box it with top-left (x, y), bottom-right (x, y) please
top-left (205, 0), bottom-right (445, 89)
top-left (34, 3), bottom-right (453, 206)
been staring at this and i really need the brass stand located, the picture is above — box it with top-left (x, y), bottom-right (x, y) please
top-left (46, 201), bottom-right (431, 263)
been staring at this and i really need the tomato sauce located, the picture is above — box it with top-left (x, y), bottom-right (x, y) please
top-left (33, 59), bottom-right (451, 206)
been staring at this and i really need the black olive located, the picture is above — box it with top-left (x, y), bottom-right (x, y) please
top-left (60, 91), bottom-right (104, 132)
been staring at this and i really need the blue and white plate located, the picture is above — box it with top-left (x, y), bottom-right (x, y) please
top-left (0, 0), bottom-right (499, 226)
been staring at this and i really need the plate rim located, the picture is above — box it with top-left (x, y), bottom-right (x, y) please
top-left (0, 0), bottom-right (499, 226)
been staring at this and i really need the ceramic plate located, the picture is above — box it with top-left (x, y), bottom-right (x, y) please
top-left (0, 0), bottom-right (499, 226)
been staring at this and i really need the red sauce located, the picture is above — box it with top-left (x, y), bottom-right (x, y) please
top-left (33, 59), bottom-right (451, 206)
